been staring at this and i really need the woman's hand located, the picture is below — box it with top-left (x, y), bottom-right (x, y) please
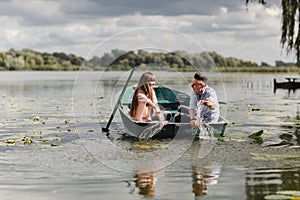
top-left (161, 121), bottom-right (168, 126)
top-left (147, 98), bottom-right (156, 108)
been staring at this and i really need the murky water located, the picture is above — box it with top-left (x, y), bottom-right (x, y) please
top-left (0, 71), bottom-right (299, 200)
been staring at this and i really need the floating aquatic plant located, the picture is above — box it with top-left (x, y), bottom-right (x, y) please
top-left (5, 139), bottom-right (17, 145)
top-left (264, 194), bottom-right (293, 199)
top-left (38, 139), bottom-right (49, 143)
top-left (277, 191), bottom-right (300, 197)
top-left (248, 130), bottom-right (263, 139)
top-left (22, 137), bottom-right (32, 145)
top-left (251, 153), bottom-right (300, 161)
top-left (131, 143), bottom-right (165, 150)
top-left (218, 136), bottom-right (228, 141)
top-left (264, 190), bottom-right (300, 200)
top-left (32, 116), bottom-right (40, 122)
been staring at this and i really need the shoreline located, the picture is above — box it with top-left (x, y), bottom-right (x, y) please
top-left (0, 66), bottom-right (299, 73)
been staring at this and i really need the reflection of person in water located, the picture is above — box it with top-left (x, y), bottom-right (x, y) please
top-left (134, 172), bottom-right (157, 198)
top-left (192, 168), bottom-right (208, 196)
top-left (192, 162), bottom-right (222, 199)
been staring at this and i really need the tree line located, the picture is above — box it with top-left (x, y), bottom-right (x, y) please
top-left (0, 48), bottom-right (297, 72)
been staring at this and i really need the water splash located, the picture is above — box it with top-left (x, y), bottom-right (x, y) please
top-left (198, 125), bottom-right (216, 159)
top-left (139, 122), bottom-right (164, 139)
top-left (138, 111), bottom-right (166, 139)
top-left (196, 102), bottom-right (216, 158)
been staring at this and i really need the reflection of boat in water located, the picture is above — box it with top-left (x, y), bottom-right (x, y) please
top-left (118, 84), bottom-right (228, 139)
top-left (274, 77), bottom-right (300, 92)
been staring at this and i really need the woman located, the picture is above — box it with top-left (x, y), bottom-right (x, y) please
top-left (130, 72), bottom-right (165, 122)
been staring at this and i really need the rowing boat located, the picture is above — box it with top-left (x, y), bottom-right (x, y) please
top-left (274, 78), bottom-right (300, 92)
top-left (118, 85), bottom-right (228, 139)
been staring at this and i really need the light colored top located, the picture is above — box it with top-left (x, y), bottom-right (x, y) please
top-left (132, 90), bottom-right (160, 122)
top-left (189, 85), bottom-right (220, 123)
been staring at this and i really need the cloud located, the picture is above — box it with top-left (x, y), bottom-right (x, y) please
top-left (58, 0), bottom-right (243, 17)
top-left (0, 0), bottom-right (293, 65)
top-left (0, 0), bottom-right (66, 26)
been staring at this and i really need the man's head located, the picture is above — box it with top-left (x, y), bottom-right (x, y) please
top-left (191, 72), bottom-right (207, 94)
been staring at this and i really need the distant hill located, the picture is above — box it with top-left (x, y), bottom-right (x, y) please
top-left (0, 48), bottom-right (297, 72)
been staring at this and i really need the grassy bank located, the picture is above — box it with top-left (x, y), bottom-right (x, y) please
top-left (217, 66), bottom-right (300, 73)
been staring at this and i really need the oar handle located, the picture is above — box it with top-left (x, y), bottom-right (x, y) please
top-left (102, 67), bottom-right (136, 132)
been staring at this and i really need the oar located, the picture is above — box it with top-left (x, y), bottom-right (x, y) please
top-left (102, 67), bottom-right (136, 132)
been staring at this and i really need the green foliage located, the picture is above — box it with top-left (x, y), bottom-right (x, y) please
top-left (101, 50), bottom-right (226, 71)
top-left (0, 48), bottom-right (84, 71)
top-left (0, 48), bottom-right (298, 72)
top-left (248, 130), bottom-right (263, 139)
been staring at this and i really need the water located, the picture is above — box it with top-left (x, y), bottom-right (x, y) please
top-left (0, 71), bottom-right (299, 200)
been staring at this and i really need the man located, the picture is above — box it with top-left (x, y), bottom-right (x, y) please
top-left (175, 72), bottom-right (220, 127)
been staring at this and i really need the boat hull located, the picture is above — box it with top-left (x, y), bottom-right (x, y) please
top-left (274, 79), bottom-right (300, 91)
top-left (119, 106), bottom-right (227, 139)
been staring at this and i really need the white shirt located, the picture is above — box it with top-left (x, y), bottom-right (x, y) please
top-left (189, 86), bottom-right (220, 123)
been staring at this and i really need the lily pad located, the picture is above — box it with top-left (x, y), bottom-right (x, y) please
top-left (251, 153), bottom-right (300, 161)
top-left (218, 136), bottom-right (228, 141)
top-left (248, 130), bottom-right (263, 139)
top-left (264, 194), bottom-right (292, 199)
top-left (38, 139), bottom-right (49, 143)
top-left (22, 137), bottom-right (32, 145)
top-left (277, 191), bottom-right (300, 197)
top-left (131, 143), bottom-right (166, 149)
top-left (32, 116), bottom-right (40, 122)
top-left (265, 141), bottom-right (293, 147)
top-left (6, 139), bottom-right (17, 144)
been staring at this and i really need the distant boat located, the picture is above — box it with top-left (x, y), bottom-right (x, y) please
top-left (118, 85), bottom-right (228, 139)
top-left (274, 77), bottom-right (300, 92)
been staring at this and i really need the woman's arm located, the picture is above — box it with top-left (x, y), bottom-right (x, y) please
top-left (148, 91), bottom-right (162, 119)
top-left (133, 93), bottom-right (149, 121)
top-left (134, 102), bottom-right (146, 121)
top-left (147, 99), bottom-right (163, 121)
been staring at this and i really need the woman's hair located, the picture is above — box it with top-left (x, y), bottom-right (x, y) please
top-left (130, 72), bottom-right (156, 118)
top-left (137, 72), bottom-right (156, 87)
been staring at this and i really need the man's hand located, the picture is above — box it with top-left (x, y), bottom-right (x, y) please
top-left (200, 98), bottom-right (214, 109)
top-left (189, 119), bottom-right (198, 128)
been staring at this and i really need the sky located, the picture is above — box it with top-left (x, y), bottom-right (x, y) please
top-left (0, 0), bottom-right (295, 65)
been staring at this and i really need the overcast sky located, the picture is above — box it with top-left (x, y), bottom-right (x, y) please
top-left (0, 0), bottom-right (294, 65)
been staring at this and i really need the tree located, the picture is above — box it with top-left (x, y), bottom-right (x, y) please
top-left (246, 0), bottom-right (266, 5)
top-left (280, 0), bottom-right (300, 66)
top-left (247, 0), bottom-right (300, 66)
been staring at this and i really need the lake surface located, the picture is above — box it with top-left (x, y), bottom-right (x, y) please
top-left (0, 71), bottom-right (299, 200)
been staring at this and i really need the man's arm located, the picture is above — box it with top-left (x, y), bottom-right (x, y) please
top-left (189, 92), bottom-right (198, 119)
top-left (189, 109), bottom-right (196, 119)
